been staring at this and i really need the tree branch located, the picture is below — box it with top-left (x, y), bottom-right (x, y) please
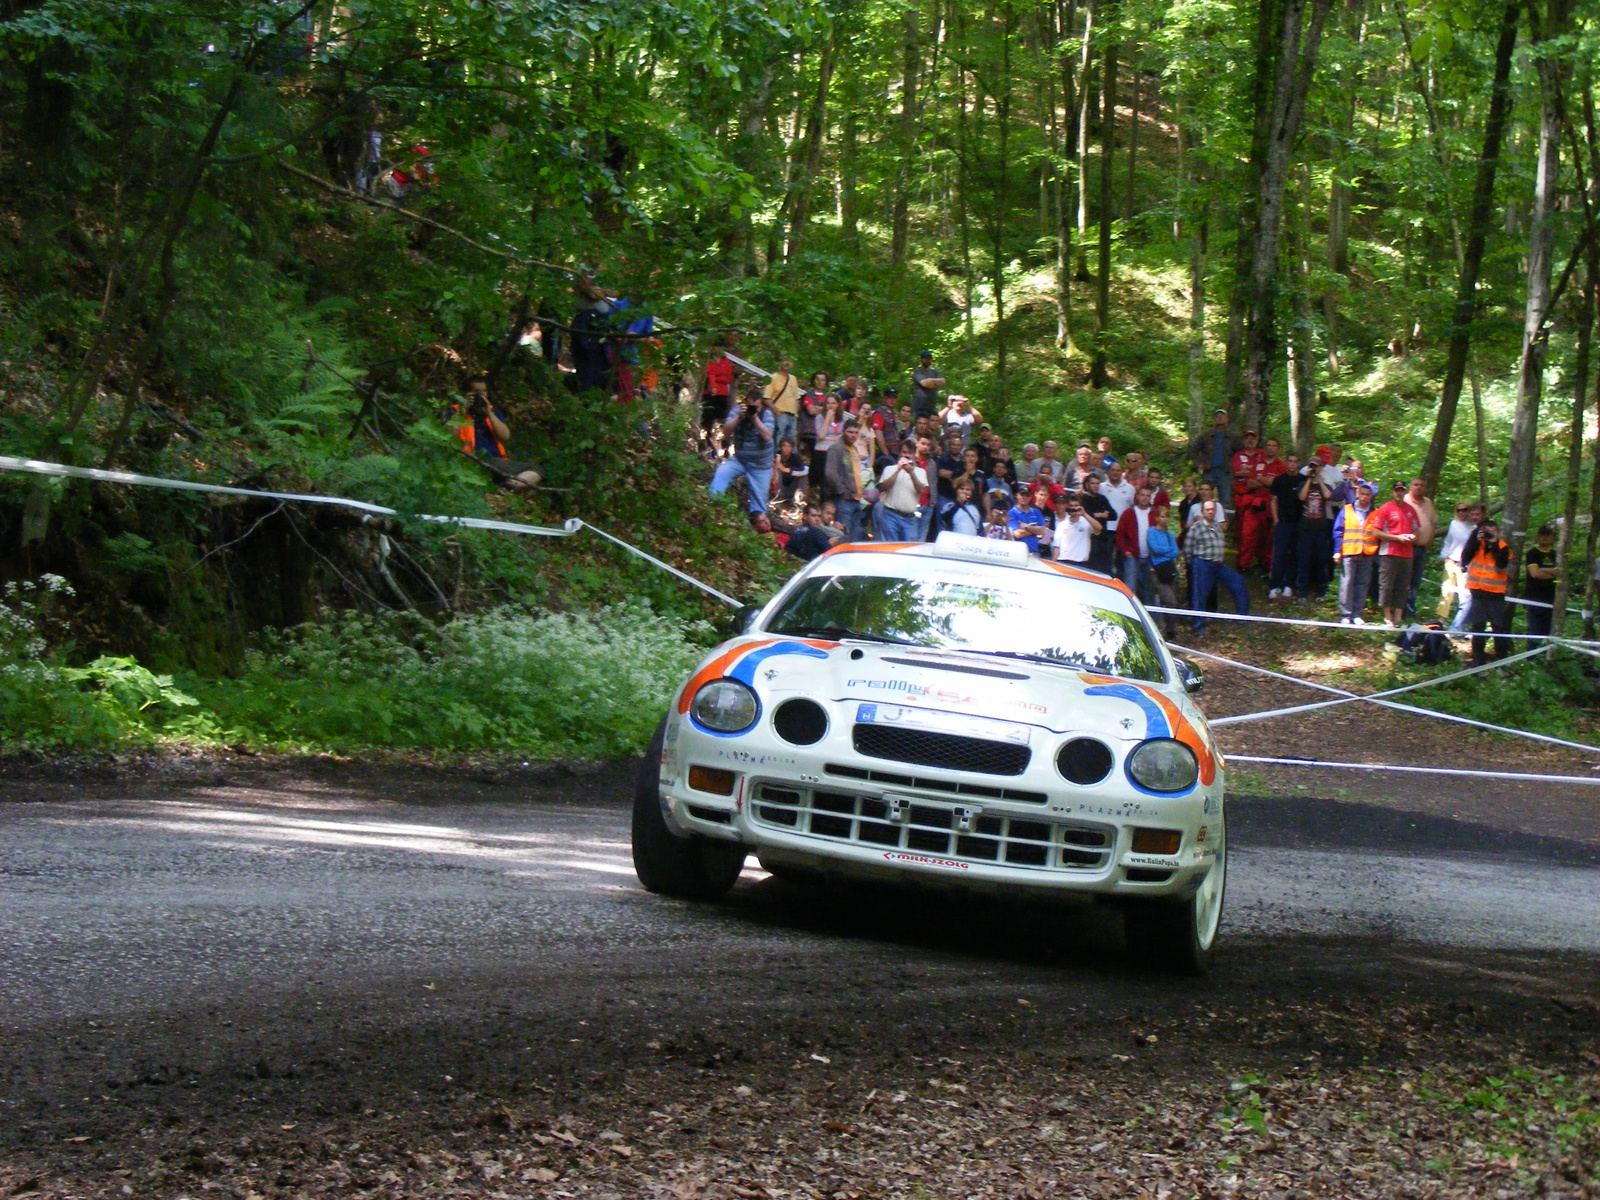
top-left (278, 162), bottom-right (576, 275)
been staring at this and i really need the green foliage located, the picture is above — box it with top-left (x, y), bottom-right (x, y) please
top-left (1, 571), bottom-right (713, 757)
top-left (0, 577), bottom-right (130, 747)
top-left (190, 601), bottom-right (710, 756)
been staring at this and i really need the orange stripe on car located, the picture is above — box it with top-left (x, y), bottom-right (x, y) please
top-left (1037, 558), bottom-right (1137, 599)
top-left (676, 638), bottom-right (839, 713)
top-left (1077, 673), bottom-right (1217, 786)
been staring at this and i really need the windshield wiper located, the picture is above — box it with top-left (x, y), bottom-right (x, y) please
top-left (776, 625), bottom-right (919, 646)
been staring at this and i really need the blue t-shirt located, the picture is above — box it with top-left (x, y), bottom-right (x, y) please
top-left (727, 404), bottom-right (777, 469)
top-left (1007, 504), bottom-right (1044, 555)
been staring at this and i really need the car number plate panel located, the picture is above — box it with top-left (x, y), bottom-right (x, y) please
top-left (854, 702), bottom-right (1030, 746)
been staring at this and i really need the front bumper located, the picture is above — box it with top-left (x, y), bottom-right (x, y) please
top-left (659, 719), bottom-right (1222, 902)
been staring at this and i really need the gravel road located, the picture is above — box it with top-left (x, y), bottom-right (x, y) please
top-left (2, 761), bottom-right (1597, 1199)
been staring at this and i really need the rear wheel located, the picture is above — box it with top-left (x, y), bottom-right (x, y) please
top-left (1123, 823), bottom-right (1226, 975)
top-left (631, 717), bottom-right (748, 901)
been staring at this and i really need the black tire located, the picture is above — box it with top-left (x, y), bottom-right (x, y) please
top-left (631, 717), bottom-right (748, 901)
top-left (1122, 824), bottom-right (1226, 975)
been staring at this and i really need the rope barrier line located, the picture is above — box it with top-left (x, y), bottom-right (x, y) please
top-left (1227, 754), bottom-right (1600, 788)
top-left (0, 456), bottom-right (743, 608)
top-left (1144, 601), bottom-right (1600, 647)
top-left (1170, 642), bottom-right (1600, 755)
top-left (576, 521), bottom-right (741, 607)
top-left (1204, 645), bottom-right (1548, 727)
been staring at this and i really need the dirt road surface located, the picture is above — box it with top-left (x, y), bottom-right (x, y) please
top-left (2, 760), bottom-right (1598, 1199)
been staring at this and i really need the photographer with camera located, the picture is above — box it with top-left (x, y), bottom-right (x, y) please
top-left (1461, 514), bottom-right (1513, 665)
top-left (1052, 492), bottom-right (1100, 567)
top-left (876, 438), bottom-right (928, 542)
top-left (708, 386), bottom-right (777, 514)
top-left (454, 378), bottom-right (543, 492)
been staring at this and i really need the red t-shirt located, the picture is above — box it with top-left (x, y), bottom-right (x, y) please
top-left (1370, 500), bottom-right (1418, 558)
top-left (705, 355), bottom-right (733, 397)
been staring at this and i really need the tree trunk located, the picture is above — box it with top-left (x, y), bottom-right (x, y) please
top-left (839, 68), bottom-right (860, 248)
top-left (891, 7), bottom-right (921, 266)
top-left (1470, 368), bottom-right (1489, 505)
top-left (1055, 0), bottom-right (1079, 351)
top-left (1286, 172), bottom-right (1317, 454)
top-left (1503, 0), bottom-right (1571, 589)
top-left (723, 59), bottom-right (777, 276)
top-left (1419, 0), bottom-right (1519, 492)
top-left (1089, 32), bottom-right (1118, 387)
top-left (786, 41), bottom-right (836, 260)
top-left (1074, 0), bottom-right (1096, 281)
top-left (1326, 152), bottom-right (1352, 275)
top-left (1240, 0), bottom-right (1336, 435)
top-left (1222, 0), bottom-right (1284, 410)
top-left (1188, 204), bottom-right (1209, 438)
top-left (955, 5), bottom-right (975, 341)
top-left (992, 0), bottom-right (1016, 404)
top-left (1124, 41), bottom-right (1138, 221)
top-left (1551, 258), bottom-right (1594, 644)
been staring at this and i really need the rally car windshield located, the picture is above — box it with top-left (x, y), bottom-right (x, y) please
top-left (767, 570), bottom-right (1164, 681)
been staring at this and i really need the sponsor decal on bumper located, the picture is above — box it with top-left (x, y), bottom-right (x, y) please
top-left (884, 851), bottom-right (970, 870)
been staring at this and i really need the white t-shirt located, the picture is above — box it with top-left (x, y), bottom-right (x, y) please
top-left (1132, 506), bottom-right (1152, 558)
top-left (1102, 479), bottom-right (1137, 518)
top-left (943, 412), bottom-right (977, 444)
top-left (1439, 517), bottom-right (1475, 563)
top-left (1055, 516), bottom-right (1093, 563)
top-left (878, 461), bottom-right (928, 513)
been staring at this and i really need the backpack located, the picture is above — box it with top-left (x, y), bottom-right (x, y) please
top-left (1397, 621), bottom-right (1454, 665)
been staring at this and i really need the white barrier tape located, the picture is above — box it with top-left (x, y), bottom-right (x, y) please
top-left (574, 521), bottom-right (741, 608)
top-left (1228, 754), bottom-right (1600, 787)
top-left (1554, 638), bottom-right (1600, 660)
top-left (1404, 567), bottom-right (1582, 616)
top-left (1205, 645), bottom-right (1548, 727)
top-left (1, 456), bottom-right (743, 608)
top-left (1171, 642), bottom-right (1600, 754)
top-left (1145, 601), bottom-right (1600, 647)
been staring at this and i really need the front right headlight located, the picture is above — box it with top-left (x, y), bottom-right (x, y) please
top-left (689, 679), bottom-right (760, 733)
top-left (1126, 738), bottom-right (1199, 793)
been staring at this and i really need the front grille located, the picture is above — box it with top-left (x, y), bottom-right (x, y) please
top-left (852, 724), bottom-right (1031, 776)
top-left (824, 763), bottom-right (1047, 804)
top-left (751, 783), bottom-right (1113, 872)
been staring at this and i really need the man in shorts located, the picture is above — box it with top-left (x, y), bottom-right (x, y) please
top-left (1369, 480), bottom-right (1419, 627)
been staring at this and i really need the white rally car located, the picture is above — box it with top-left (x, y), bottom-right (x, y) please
top-left (631, 533), bottom-right (1225, 972)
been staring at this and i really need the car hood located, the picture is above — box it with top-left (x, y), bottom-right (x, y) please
top-left (678, 635), bottom-right (1209, 750)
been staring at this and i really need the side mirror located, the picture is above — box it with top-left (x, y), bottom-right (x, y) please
top-left (1175, 658), bottom-right (1203, 694)
top-left (734, 605), bottom-right (762, 634)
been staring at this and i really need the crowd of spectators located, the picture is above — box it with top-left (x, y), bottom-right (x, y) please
top-left (449, 331), bottom-right (1561, 661)
top-left (694, 351), bottom-right (1571, 654)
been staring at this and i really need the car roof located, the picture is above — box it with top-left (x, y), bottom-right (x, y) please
top-left (816, 540), bottom-right (1140, 603)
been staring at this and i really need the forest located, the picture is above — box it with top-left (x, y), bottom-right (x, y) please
top-left (2, 0), bottom-right (1599, 751)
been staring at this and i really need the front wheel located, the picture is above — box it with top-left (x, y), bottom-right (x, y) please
top-left (1122, 824), bottom-right (1226, 975)
top-left (631, 717), bottom-right (748, 901)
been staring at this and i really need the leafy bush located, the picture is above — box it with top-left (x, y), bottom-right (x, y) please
top-left (0, 577), bottom-right (131, 747)
top-left (1, 573), bottom-right (710, 758)
top-left (191, 601), bottom-right (710, 757)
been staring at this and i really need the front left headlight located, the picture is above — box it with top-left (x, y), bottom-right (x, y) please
top-left (1126, 738), bottom-right (1199, 793)
top-left (690, 679), bottom-right (760, 733)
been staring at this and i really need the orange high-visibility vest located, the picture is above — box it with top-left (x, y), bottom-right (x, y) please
top-left (455, 413), bottom-right (508, 459)
top-left (1464, 538), bottom-right (1509, 593)
top-left (1339, 505), bottom-right (1378, 556)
